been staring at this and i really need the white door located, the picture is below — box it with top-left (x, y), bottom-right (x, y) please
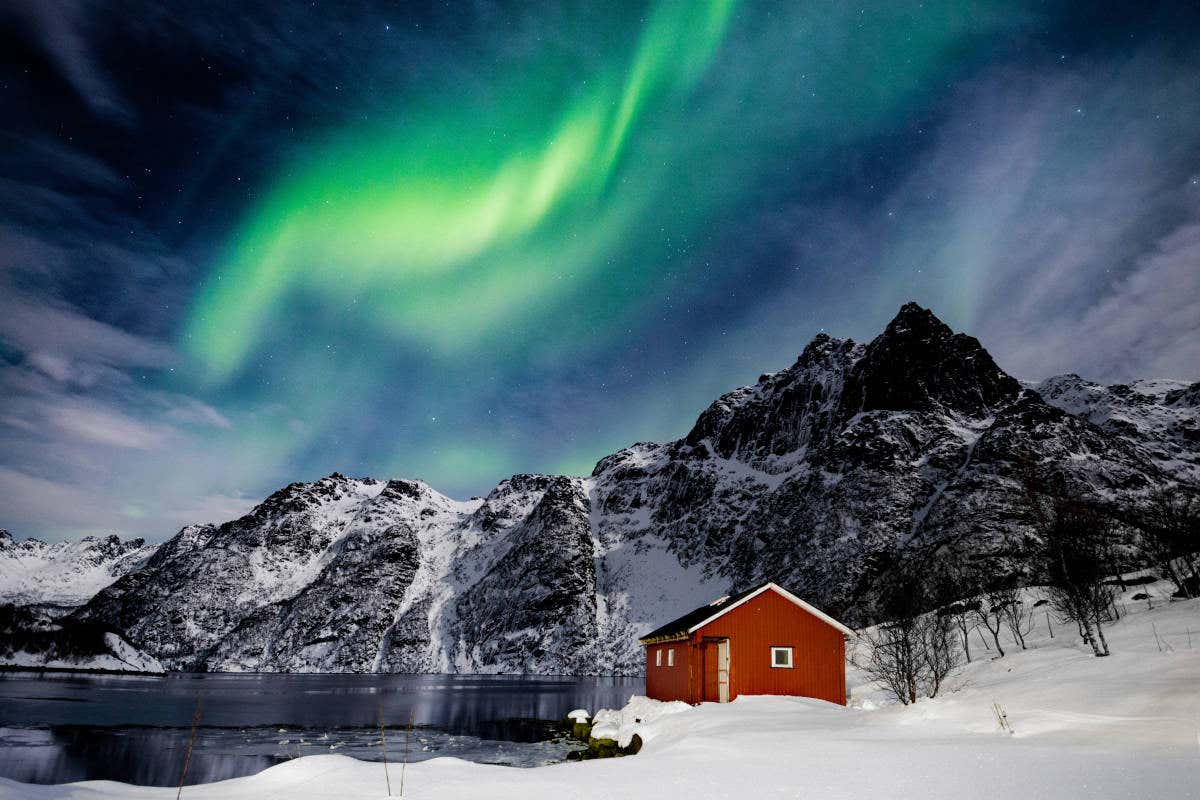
top-left (717, 640), bottom-right (730, 703)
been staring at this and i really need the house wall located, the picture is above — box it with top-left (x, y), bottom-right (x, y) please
top-left (694, 589), bottom-right (846, 705)
top-left (644, 641), bottom-right (691, 703)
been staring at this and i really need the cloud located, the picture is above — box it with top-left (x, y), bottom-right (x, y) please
top-left (4, 0), bottom-right (132, 122)
top-left (936, 52), bottom-right (1200, 383)
top-left (158, 396), bottom-right (233, 430)
top-left (170, 492), bottom-right (254, 528)
top-left (1000, 214), bottom-right (1200, 383)
top-left (736, 46), bottom-right (1200, 385)
top-left (42, 401), bottom-right (171, 450)
top-left (0, 275), bottom-right (240, 538)
top-left (0, 287), bottom-right (176, 370)
top-left (0, 465), bottom-right (254, 542)
top-left (0, 467), bottom-right (115, 534)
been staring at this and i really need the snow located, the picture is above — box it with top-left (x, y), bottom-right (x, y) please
top-left (589, 695), bottom-right (690, 747)
top-left (1035, 374), bottom-right (1200, 483)
top-left (6, 589), bottom-right (1196, 799)
top-left (566, 709), bottom-right (589, 723)
top-left (0, 535), bottom-right (155, 607)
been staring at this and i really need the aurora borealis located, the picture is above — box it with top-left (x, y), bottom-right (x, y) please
top-left (186, 0), bottom-right (1008, 375)
top-left (2, 1), bottom-right (1199, 540)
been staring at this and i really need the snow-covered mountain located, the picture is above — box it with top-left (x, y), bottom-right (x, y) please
top-left (12, 304), bottom-right (1198, 674)
top-left (0, 530), bottom-right (156, 609)
top-left (1033, 374), bottom-right (1199, 483)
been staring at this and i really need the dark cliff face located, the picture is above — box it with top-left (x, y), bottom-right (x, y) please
top-left (682, 303), bottom-right (1021, 468)
top-left (453, 477), bottom-right (598, 673)
top-left (685, 333), bottom-right (862, 465)
top-left (53, 304), bottom-right (1198, 673)
top-left (841, 303), bottom-right (1020, 417)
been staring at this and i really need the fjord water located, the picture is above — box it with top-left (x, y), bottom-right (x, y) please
top-left (0, 671), bottom-right (644, 786)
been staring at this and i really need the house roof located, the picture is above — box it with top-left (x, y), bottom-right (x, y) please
top-left (637, 582), bottom-right (856, 644)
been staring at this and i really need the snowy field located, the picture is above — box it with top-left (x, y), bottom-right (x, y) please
top-left (2, 587), bottom-right (1197, 800)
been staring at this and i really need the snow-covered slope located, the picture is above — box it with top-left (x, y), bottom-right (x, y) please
top-left (7, 593), bottom-right (1196, 798)
top-left (0, 631), bottom-right (164, 674)
top-left (0, 604), bottom-right (164, 673)
top-left (1035, 374), bottom-right (1200, 483)
top-left (0, 530), bottom-right (156, 608)
top-left (73, 474), bottom-right (725, 674)
top-left (14, 303), bottom-right (1199, 675)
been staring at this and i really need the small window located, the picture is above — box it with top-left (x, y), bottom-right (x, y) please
top-left (655, 649), bottom-right (662, 667)
top-left (667, 648), bottom-right (675, 667)
top-left (771, 646), bottom-right (793, 668)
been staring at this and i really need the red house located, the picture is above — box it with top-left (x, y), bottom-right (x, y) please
top-left (639, 582), bottom-right (855, 706)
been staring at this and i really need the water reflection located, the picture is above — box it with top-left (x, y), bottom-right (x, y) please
top-left (0, 672), bottom-right (643, 786)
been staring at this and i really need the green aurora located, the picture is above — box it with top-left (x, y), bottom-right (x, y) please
top-left (181, 0), bottom-right (1036, 489)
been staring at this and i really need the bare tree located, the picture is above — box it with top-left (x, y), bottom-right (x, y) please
top-left (854, 554), bottom-right (961, 704)
top-left (930, 561), bottom-right (983, 664)
top-left (856, 616), bottom-right (922, 705)
top-left (992, 584), bottom-right (1034, 650)
top-left (939, 600), bottom-right (980, 663)
top-left (1018, 454), bottom-right (1116, 657)
top-left (1044, 503), bottom-right (1115, 656)
top-left (970, 593), bottom-right (1006, 658)
top-left (1139, 487), bottom-right (1200, 598)
top-left (920, 611), bottom-right (959, 698)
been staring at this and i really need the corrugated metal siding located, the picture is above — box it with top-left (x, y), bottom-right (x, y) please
top-left (644, 641), bottom-right (692, 703)
top-left (694, 589), bottom-right (846, 705)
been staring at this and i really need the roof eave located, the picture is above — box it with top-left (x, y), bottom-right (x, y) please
top-left (685, 582), bottom-right (857, 638)
top-left (637, 632), bottom-right (690, 645)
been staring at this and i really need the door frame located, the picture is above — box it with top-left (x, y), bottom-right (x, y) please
top-left (717, 639), bottom-right (730, 703)
top-left (702, 636), bottom-right (731, 703)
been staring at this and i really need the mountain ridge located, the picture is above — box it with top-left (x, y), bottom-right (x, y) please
top-left (3, 303), bottom-right (1196, 674)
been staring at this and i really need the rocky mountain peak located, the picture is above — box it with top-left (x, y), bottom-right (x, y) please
top-left (794, 331), bottom-right (850, 367)
top-left (381, 479), bottom-right (427, 500)
top-left (243, 473), bottom-right (378, 523)
top-left (842, 302), bottom-right (1021, 417)
top-left (1166, 381), bottom-right (1200, 408)
top-left (682, 304), bottom-right (1018, 464)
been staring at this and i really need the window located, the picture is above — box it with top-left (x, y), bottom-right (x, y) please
top-left (771, 646), bottom-right (793, 668)
top-left (655, 649), bottom-right (662, 667)
top-left (667, 648), bottom-right (675, 667)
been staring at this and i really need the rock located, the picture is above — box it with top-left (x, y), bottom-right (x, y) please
top-left (586, 737), bottom-right (621, 758)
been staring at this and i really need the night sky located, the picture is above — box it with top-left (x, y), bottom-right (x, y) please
top-left (2, 1), bottom-right (1198, 541)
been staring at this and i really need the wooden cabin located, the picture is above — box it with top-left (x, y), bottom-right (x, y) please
top-left (639, 582), bottom-right (854, 705)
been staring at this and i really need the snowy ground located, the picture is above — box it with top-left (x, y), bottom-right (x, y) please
top-left (3, 585), bottom-right (1197, 799)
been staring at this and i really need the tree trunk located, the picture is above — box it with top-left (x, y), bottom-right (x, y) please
top-left (1094, 620), bottom-right (1110, 656)
top-left (1180, 554), bottom-right (1200, 597)
top-left (1162, 559), bottom-right (1190, 599)
top-left (990, 627), bottom-right (1005, 658)
top-left (1080, 619), bottom-right (1103, 657)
